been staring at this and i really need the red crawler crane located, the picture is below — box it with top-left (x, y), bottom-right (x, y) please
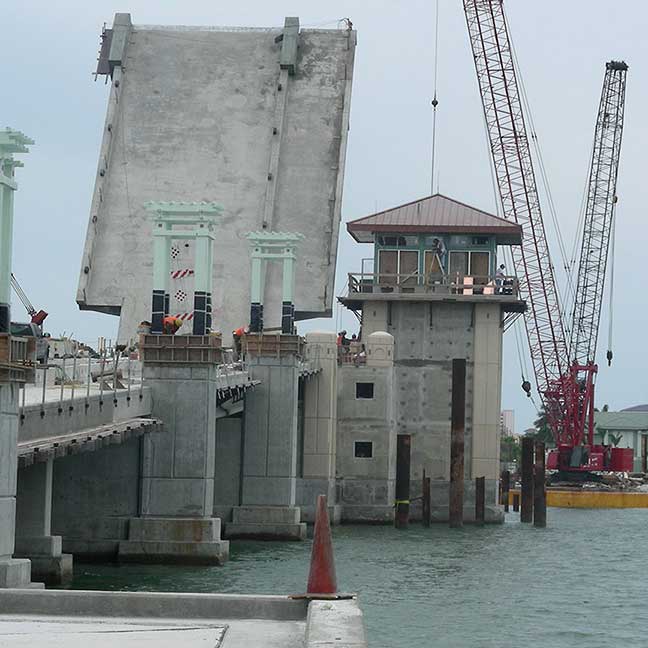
top-left (462, 0), bottom-right (629, 472)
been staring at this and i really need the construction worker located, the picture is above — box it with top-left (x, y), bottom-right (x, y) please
top-left (162, 316), bottom-right (183, 335)
top-left (232, 325), bottom-right (249, 356)
top-left (495, 264), bottom-right (506, 294)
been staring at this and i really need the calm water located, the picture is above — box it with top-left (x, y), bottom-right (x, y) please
top-left (69, 509), bottom-right (648, 648)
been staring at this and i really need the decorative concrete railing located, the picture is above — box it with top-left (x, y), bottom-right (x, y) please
top-left (347, 272), bottom-right (520, 298)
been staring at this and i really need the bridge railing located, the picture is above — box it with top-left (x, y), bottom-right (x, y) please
top-left (19, 350), bottom-right (145, 421)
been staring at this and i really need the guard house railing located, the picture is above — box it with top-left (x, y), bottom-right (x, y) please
top-left (347, 272), bottom-right (520, 298)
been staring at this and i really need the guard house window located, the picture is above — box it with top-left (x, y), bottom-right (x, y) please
top-left (356, 382), bottom-right (375, 399)
top-left (449, 250), bottom-right (490, 282)
top-left (354, 441), bottom-right (373, 458)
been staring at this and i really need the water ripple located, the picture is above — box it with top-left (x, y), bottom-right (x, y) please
top-left (68, 509), bottom-right (648, 648)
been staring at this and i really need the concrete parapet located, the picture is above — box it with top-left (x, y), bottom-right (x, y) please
top-left (0, 588), bottom-right (308, 620)
top-left (119, 517), bottom-right (228, 565)
top-left (227, 506), bottom-right (306, 541)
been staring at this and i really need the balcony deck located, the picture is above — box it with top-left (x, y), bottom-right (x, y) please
top-left (338, 272), bottom-right (526, 313)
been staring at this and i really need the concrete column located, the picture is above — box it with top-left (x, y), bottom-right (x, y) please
top-left (14, 459), bottom-right (72, 586)
top-left (193, 234), bottom-right (211, 335)
top-left (470, 303), bottom-right (503, 521)
top-left (249, 254), bottom-right (263, 333)
top-left (119, 364), bottom-right (229, 564)
top-left (0, 183), bottom-right (14, 331)
top-left (151, 227), bottom-right (170, 333)
top-left (206, 237), bottom-right (214, 331)
top-left (281, 252), bottom-right (295, 334)
top-left (0, 383), bottom-right (32, 587)
top-left (228, 353), bottom-right (306, 540)
top-left (297, 331), bottom-right (339, 523)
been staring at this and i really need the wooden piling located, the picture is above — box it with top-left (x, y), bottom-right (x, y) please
top-left (395, 434), bottom-right (411, 529)
top-left (533, 441), bottom-right (547, 528)
top-left (475, 476), bottom-right (485, 525)
top-left (521, 437), bottom-right (534, 523)
top-left (422, 469), bottom-right (431, 527)
top-left (449, 358), bottom-right (466, 528)
top-left (512, 492), bottom-right (520, 512)
top-left (501, 470), bottom-right (510, 513)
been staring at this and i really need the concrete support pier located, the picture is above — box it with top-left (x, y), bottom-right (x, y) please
top-left (0, 383), bottom-right (34, 588)
top-left (14, 459), bottom-right (72, 586)
top-left (119, 336), bottom-right (229, 564)
top-left (228, 334), bottom-right (306, 540)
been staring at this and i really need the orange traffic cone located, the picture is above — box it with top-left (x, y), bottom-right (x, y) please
top-left (306, 494), bottom-right (337, 595)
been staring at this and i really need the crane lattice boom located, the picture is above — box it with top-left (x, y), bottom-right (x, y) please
top-left (463, 0), bottom-right (568, 402)
top-left (570, 61), bottom-right (628, 366)
top-left (462, 0), bottom-right (629, 463)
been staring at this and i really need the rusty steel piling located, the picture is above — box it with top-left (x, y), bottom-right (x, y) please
top-left (475, 476), bottom-right (485, 525)
top-left (422, 469), bottom-right (431, 527)
top-left (449, 358), bottom-right (466, 528)
top-left (395, 434), bottom-right (411, 529)
top-left (533, 441), bottom-right (547, 528)
top-left (521, 437), bottom-right (534, 523)
top-left (501, 470), bottom-right (510, 512)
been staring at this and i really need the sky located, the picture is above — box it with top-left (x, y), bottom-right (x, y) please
top-left (2, 0), bottom-right (646, 430)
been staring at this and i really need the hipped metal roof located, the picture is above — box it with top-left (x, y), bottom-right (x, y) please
top-left (347, 193), bottom-right (523, 245)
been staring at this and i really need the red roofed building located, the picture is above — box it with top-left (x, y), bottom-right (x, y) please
top-left (333, 193), bottom-right (526, 523)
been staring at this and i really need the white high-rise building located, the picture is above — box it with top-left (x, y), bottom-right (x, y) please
top-left (500, 410), bottom-right (515, 437)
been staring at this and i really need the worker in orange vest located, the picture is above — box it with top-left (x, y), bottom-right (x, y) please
top-left (163, 316), bottom-right (184, 335)
top-left (232, 325), bottom-right (249, 356)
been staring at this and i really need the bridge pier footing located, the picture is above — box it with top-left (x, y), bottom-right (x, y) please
top-left (227, 351), bottom-right (306, 540)
top-left (14, 458), bottom-right (73, 586)
top-left (0, 383), bottom-right (42, 588)
top-left (118, 360), bottom-right (229, 564)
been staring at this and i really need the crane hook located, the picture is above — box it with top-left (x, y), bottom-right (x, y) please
top-left (521, 380), bottom-right (532, 397)
top-left (606, 349), bottom-right (613, 367)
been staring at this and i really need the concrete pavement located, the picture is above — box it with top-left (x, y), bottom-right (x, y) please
top-left (0, 616), bottom-right (304, 648)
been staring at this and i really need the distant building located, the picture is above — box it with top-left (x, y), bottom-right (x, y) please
top-left (500, 409), bottom-right (515, 437)
top-left (595, 408), bottom-right (648, 472)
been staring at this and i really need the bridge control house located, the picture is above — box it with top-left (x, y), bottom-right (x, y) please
top-left (335, 194), bottom-right (525, 521)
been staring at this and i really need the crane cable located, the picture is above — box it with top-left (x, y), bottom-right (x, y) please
top-left (507, 21), bottom-right (574, 325)
top-left (430, 0), bottom-right (440, 195)
top-left (606, 207), bottom-right (616, 366)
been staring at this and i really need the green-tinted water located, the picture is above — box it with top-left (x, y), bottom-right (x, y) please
top-left (69, 509), bottom-right (647, 647)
